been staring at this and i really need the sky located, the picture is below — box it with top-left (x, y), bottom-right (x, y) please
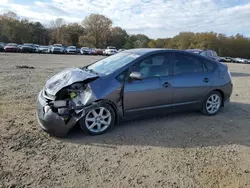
top-left (1, 0), bottom-right (250, 38)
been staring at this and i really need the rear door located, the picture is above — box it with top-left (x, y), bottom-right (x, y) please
top-left (171, 52), bottom-right (213, 109)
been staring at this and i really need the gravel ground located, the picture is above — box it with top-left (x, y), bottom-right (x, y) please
top-left (0, 53), bottom-right (250, 188)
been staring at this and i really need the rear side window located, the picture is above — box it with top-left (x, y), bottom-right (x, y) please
top-left (203, 59), bottom-right (216, 72)
top-left (173, 53), bottom-right (204, 75)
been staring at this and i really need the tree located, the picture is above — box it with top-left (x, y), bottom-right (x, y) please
top-left (79, 35), bottom-right (95, 47)
top-left (82, 14), bottom-right (112, 48)
top-left (1, 11), bottom-right (250, 58)
top-left (107, 27), bottom-right (128, 49)
top-left (172, 32), bottom-right (195, 49)
top-left (64, 23), bottom-right (84, 46)
top-left (148, 40), bottom-right (156, 48)
top-left (49, 18), bottom-right (67, 44)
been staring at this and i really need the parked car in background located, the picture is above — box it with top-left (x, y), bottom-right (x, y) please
top-left (34, 44), bottom-right (40, 53)
top-left (50, 44), bottom-right (65, 54)
top-left (118, 49), bottom-right (126, 52)
top-left (186, 49), bottom-right (203, 54)
top-left (38, 46), bottom-right (50, 53)
top-left (104, 46), bottom-right (117, 56)
top-left (0, 42), bottom-right (5, 52)
top-left (95, 49), bottom-right (104, 55)
top-left (80, 47), bottom-right (92, 55)
top-left (199, 49), bottom-right (224, 62)
top-left (241, 58), bottom-right (250, 64)
top-left (20, 43), bottom-right (36, 53)
top-left (90, 48), bottom-right (103, 55)
top-left (76, 48), bottom-right (81, 54)
top-left (17, 45), bottom-right (23, 52)
top-left (220, 57), bottom-right (232, 62)
top-left (232, 58), bottom-right (246, 63)
top-left (47, 45), bottom-right (52, 53)
top-left (36, 48), bottom-right (233, 137)
top-left (4, 43), bottom-right (18, 52)
top-left (66, 46), bottom-right (77, 54)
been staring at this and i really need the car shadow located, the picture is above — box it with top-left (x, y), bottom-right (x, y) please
top-left (61, 102), bottom-right (250, 148)
top-left (231, 72), bottom-right (250, 77)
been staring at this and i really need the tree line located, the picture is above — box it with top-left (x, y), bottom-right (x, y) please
top-left (1, 11), bottom-right (250, 58)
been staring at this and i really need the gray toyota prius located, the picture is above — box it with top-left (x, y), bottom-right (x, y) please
top-left (36, 48), bottom-right (233, 137)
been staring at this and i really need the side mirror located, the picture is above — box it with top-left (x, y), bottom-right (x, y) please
top-left (129, 72), bottom-right (143, 80)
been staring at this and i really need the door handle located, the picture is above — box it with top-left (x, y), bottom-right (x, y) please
top-left (162, 82), bottom-right (171, 88)
top-left (203, 78), bottom-right (209, 83)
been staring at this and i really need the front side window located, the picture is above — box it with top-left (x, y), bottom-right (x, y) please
top-left (173, 53), bottom-right (204, 75)
top-left (131, 54), bottom-right (170, 78)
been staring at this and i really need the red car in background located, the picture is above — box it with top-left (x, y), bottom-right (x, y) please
top-left (4, 43), bottom-right (18, 52)
top-left (91, 48), bottom-right (103, 55)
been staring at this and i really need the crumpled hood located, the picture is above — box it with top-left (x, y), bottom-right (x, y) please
top-left (44, 68), bottom-right (98, 96)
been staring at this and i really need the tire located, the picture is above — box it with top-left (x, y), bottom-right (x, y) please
top-left (79, 102), bottom-right (116, 135)
top-left (201, 91), bottom-right (222, 116)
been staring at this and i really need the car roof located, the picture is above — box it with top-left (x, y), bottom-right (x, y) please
top-left (123, 48), bottom-right (221, 64)
top-left (124, 48), bottom-right (192, 55)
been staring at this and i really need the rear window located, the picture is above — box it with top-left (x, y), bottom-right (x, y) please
top-left (203, 59), bottom-right (216, 72)
top-left (212, 51), bottom-right (218, 57)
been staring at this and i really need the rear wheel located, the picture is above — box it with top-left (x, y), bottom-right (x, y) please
top-left (201, 91), bottom-right (222, 116)
top-left (79, 102), bottom-right (115, 135)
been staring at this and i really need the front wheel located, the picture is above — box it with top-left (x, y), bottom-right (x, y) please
top-left (79, 102), bottom-right (115, 135)
top-left (201, 91), bottom-right (222, 116)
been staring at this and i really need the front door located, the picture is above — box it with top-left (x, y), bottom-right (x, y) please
top-left (123, 53), bottom-right (173, 117)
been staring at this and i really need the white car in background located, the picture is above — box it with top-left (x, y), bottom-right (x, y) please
top-left (104, 46), bottom-right (117, 56)
top-left (51, 44), bottom-right (64, 54)
top-left (66, 46), bottom-right (77, 54)
top-left (80, 47), bottom-right (92, 55)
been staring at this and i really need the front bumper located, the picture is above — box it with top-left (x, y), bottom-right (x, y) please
top-left (36, 91), bottom-right (73, 136)
top-left (67, 50), bottom-right (76, 54)
top-left (51, 49), bottom-right (64, 54)
top-left (21, 48), bottom-right (34, 52)
top-left (36, 90), bottom-right (98, 137)
top-left (5, 48), bottom-right (17, 52)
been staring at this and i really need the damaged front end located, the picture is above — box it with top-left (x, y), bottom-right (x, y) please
top-left (36, 68), bottom-right (99, 137)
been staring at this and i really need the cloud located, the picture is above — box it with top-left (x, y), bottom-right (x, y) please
top-left (0, 0), bottom-right (9, 4)
top-left (34, 1), bottom-right (69, 15)
top-left (0, 0), bottom-right (250, 38)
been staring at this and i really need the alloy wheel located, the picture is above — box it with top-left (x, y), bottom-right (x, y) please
top-left (206, 94), bottom-right (221, 114)
top-left (85, 107), bottom-right (112, 133)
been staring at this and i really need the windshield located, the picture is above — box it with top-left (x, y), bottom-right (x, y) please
top-left (23, 43), bottom-right (33, 46)
top-left (87, 52), bottom-right (140, 75)
top-left (53, 44), bottom-right (62, 47)
top-left (7, 43), bottom-right (17, 46)
top-left (68, 46), bottom-right (76, 49)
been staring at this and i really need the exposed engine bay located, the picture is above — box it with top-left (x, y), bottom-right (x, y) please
top-left (36, 68), bottom-right (100, 137)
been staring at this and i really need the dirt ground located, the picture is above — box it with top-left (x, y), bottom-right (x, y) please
top-left (0, 53), bottom-right (250, 188)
